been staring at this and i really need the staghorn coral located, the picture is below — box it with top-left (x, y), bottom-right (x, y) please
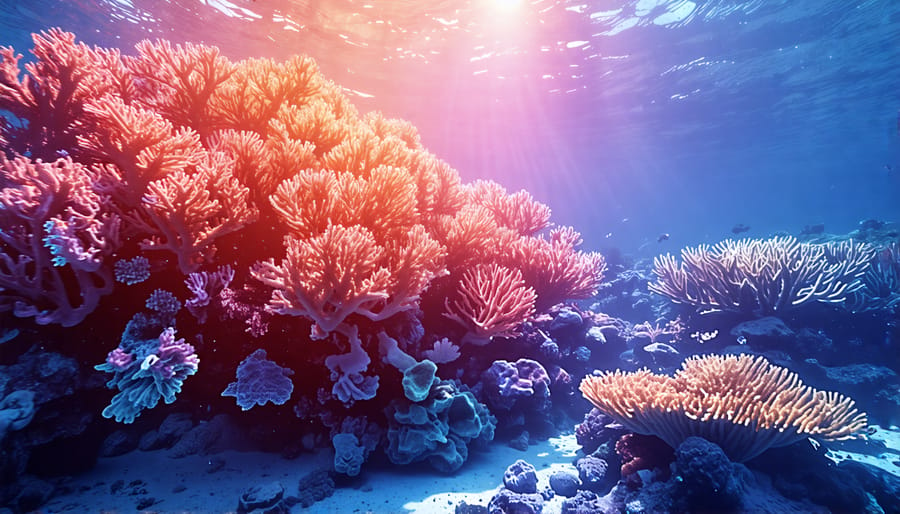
top-left (649, 236), bottom-right (874, 315)
top-left (847, 242), bottom-right (900, 312)
top-left (0, 29), bottom-right (125, 159)
top-left (579, 354), bottom-right (867, 462)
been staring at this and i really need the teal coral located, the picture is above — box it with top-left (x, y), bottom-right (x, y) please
top-left (0, 390), bottom-right (35, 440)
top-left (401, 359), bottom-right (438, 402)
top-left (332, 433), bottom-right (366, 476)
top-left (95, 327), bottom-right (199, 423)
top-left (384, 379), bottom-right (495, 472)
top-left (222, 349), bottom-right (294, 410)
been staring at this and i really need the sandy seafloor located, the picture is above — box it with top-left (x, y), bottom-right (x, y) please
top-left (38, 425), bottom-right (900, 514)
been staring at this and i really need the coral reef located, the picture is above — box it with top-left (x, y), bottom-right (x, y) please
top-left (580, 353), bottom-right (868, 461)
top-left (0, 28), bottom-right (603, 484)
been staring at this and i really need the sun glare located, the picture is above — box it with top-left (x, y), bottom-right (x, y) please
top-left (492, 0), bottom-right (523, 12)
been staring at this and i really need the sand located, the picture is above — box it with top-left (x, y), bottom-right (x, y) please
top-left (39, 427), bottom-right (899, 514)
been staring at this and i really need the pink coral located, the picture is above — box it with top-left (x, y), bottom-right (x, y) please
top-left (444, 263), bottom-right (537, 345)
top-left (0, 155), bottom-right (118, 326)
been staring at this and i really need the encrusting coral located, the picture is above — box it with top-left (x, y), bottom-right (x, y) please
top-left (580, 353), bottom-right (868, 461)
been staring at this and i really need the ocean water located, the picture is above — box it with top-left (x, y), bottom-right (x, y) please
top-left (1, 1), bottom-right (899, 513)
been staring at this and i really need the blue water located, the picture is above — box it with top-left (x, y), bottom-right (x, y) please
top-left (2, 1), bottom-right (900, 513)
top-left (3, 0), bottom-right (898, 253)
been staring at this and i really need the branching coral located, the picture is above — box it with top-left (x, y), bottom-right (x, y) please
top-left (0, 155), bottom-right (118, 326)
top-left (443, 263), bottom-right (537, 345)
top-left (649, 236), bottom-right (874, 315)
top-left (847, 242), bottom-right (900, 312)
top-left (579, 354), bottom-right (867, 461)
top-left (1, 29), bottom-right (606, 450)
top-left (252, 223), bottom-right (445, 338)
top-left (507, 226), bottom-right (606, 311)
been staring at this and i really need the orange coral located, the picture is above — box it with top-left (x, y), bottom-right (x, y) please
top-left (80, 96), bottom-right (205, 206)
top-left (127, 39), bottom-right (235, 136)
top-left (0, 29), bottom-right (121, 158)
top-left (465, 180), bottom-right (551, 236)
top-left (444, 263), bottom-right (537, 345)
top-left (269, 165), bottom-right (418, 241)
top-left (209, 55), bottom-right (322, 135)
top-left (580, 354), bottom-right (868, 461)
top-left (252, 223), bottom-right (445, 338)
top-left (252, 225), bottom-right (391, 338)
top-left (508, 226), bottom-right (606, 311)
top-left (134, 151), bottom-right (258, 273)
top-left (2, 29), bottom-right (606, 340)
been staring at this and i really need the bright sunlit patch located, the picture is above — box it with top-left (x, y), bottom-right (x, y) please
top-left (492, 0), bottom-right (523, 11)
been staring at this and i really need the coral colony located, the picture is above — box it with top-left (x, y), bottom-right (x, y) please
top-left (1, 29), bottom-right (897, 513)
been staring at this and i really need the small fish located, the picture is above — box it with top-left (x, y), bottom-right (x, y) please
top-left (731, 223), bottom-right (750, 234)
top-left (657, 233), bottom-right (670, 243)
top-left (885, 164), bottom-right (894, 173)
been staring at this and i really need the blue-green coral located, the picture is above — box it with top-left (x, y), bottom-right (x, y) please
top-left (384, 379), bottom-right (495, 472)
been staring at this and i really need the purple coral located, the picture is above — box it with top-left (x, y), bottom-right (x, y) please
top-left (95, 327), bottom-right (199, 423)
top-left (482, 358), bottom-right (551, 410)
top-left (146, 289), bottom-right (181, 317)
top-left (105, 347), bottom-right (133, 371)
top-left (185, 265), bottom-right (234, 322)
top-left (222, 349), bottom-right (294, 410)
top-left (114, 256), bottom-right (150, 285)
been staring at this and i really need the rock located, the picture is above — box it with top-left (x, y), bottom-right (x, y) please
top-left (139, 412), bottom-right (194, 451)
top-left (99, 429), bottom-right (139, 457)
top-left (296, 469), bottom-right (335, 508)
top-left (673, 437), bottom-right (744, 510)
top-left (12, 476), bottom-right (54, 512)
top-left (237, 481), bottom-right (284, 513)
top-left (576, 455), bottom-right (613, 493)
top-left (509, 430), bottom-right (529, 451)
top-left (168, 414), bottom-right (240, 458)
top-left (488, 488), bottom-right (544, 514)
top-left (549, 471), bottom-right (581, 498)
top-left (504, 459), bottom-right (538, 494)
top-left (585, 326), bottom-right (606, 345)
top-left (455, 501), bottom-right (489, 514)
top-left (641, 342), bottom-right (680, 367)
top-left (730, 317), bottom-right (794, 349)
top-left (838, 460), bottom-right (900, 514)
top-left (550, 309), bottom-right (582, 332)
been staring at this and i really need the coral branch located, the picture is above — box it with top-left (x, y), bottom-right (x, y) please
top-left (444, 263), bottom-right (537, 345)
top-left (649, 236), bottom-right (874, 314)
top-left (580, 354), bottom-right (868, 462)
